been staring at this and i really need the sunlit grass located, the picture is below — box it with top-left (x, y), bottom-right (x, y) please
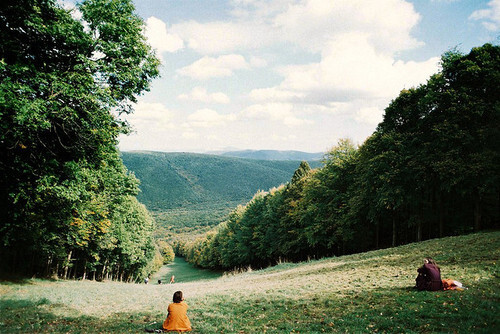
top-left (1, 231), bottom-right (499, 333)
top-left (151, 256), bottom-right (222, 284)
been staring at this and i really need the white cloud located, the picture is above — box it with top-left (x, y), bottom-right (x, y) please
top-left (118, 102), bottom-right (176, 151)
top-left (172, 0), bottom-right (438, 129)
top-left (171, 20), bottom-right (277, 54)
top-left (249, 56), bottom-right (268, 68)
top-left (249, 87), bottom-right (305, 102)
top-left (178, 87), bottom-right (230, 104)
top-left (145, 17), bottom-right (184, 58)
top-left (187, 109), bottom-right (236, 128)
top-left (470, 0), bottom-right (500, 31)
top-left (177, 54), bottom-right (250, 80)
top-left (171, 0), bottom-right (423, 56)
top-left (182, 131), bottom-right (199, 139)
top-left (125, 102), bottom-right (174, 129)
top-left (240, 103), bottom-right (314, 127)
top-left (271, 133), bottom-right (298, 142)
top-left (355, 106), bottom-right (384, 125)
top-left (120, 0), bottom-right (467, 153)
top-left (273, 0), bottom-right (422, 54)
top-left (255, 34), bottom-right (439, 104)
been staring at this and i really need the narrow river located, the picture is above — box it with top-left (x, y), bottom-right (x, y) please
top-left (151, 257), bottom-right (223, 284)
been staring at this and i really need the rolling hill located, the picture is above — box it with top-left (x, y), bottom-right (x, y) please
top-left (121, 151), bottom-right (322, 238)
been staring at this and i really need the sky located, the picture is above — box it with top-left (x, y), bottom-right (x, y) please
top-left (65, 0), bottom-right (500, 153)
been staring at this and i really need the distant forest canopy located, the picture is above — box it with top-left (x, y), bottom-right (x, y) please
top-left (121, 151), bottom-right (322, 239)
top-left (0, 0), bottom-right (172, 280)
top-left (177, 44), bottom-right (500, 270)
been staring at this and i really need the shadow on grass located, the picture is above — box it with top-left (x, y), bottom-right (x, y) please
top-left (0, 297), bottom-right (162, 334)
top-left (0, 274), bottom-right (61, 285)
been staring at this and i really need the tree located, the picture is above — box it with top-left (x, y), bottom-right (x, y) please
top-left (0, 0), bottom-right (159, 277)
top-left (276, 162), bottom-right (312, 261)
top-left (300, 139), bottom-right (358, 256)
top-left (157, 240), bottom-right (175, 264)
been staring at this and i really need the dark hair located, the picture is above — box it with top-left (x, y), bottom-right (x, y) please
top-left (173, 291), bottom-right (183, 303)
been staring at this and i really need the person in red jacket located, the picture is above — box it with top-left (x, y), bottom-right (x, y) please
top-left (162, 291), bottom-right (192, 332)
top-left (416, 257), bottom-right (443, 291)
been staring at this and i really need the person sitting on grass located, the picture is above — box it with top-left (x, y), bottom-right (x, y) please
top-left (415, 257), bottom-right (443, 291)
top-left (162, 291), bottom-right (192, 332)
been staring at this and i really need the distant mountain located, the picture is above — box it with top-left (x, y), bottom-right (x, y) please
top-left (215, 149), bottom-right (324, 161)
top-left (121, 151), bottom-right (322, 238)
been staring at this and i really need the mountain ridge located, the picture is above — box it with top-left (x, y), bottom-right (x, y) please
top-left (209, 149), bottom-right (324, 161)
top-left (121, 151), bottom-right (322, 237)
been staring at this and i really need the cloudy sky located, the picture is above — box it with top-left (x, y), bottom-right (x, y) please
top-left (67, 0), bottom-right (500, 153)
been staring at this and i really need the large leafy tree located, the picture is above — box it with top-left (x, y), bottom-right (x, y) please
top-left (0, 0), bottom-right (159, 277)
top-left (300, 139), bottom-right (358, 256)
top-left (375, 44), bottom-right (500, 238)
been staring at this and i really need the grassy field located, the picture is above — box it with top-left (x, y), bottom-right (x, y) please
top-left (1, 231), bottom-right (499, 333)
top-left (151, 257), bottom-right (222, 284)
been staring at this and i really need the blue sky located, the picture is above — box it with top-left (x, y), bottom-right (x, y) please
top-left (65, 0), bottom-right (499, 153)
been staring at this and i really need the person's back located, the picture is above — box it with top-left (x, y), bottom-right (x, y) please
top-left (163, 291), bottom-right (192, 332)
top-left (416, 257), bottom-right (443, 291)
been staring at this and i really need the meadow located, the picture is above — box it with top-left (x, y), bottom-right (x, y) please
top-left (1, 231), bottom-right (498, 333)
top-left (151, 257), bottom-right (223, 284)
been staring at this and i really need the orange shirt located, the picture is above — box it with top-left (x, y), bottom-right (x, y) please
top-left (162, 301), bottom-right (192, 332)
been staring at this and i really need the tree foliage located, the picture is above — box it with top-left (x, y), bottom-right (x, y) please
top-left (0, 0), bottom-right (161, 280)
top-left (180, 44), bottom-right (499, 270)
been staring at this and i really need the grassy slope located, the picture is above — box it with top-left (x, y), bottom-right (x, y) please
top-left (1, 231), bottom-right (498, 333)
top-left (151, 257), bottom-right (222, 284)
top-left (121, 151), bottom-right (321, 238)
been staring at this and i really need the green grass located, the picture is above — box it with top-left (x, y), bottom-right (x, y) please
top-left (151, 257), bottom-right (222, 284)
top-left (1, 231), bottom-right (499, 333)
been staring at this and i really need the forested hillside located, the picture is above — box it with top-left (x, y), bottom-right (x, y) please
top-left (122, 151), bottom-right (321, 237)
top-left (180, 44), bottom-right (500, 270)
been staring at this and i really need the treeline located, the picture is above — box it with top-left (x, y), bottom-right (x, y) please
top-left (177, 44), bottom-right (499, 270)
top-left (0, 0), bottom-right (172, 281)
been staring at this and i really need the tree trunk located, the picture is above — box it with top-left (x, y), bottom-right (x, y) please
top-left (101, 259), bottom-right (108, 281)
top-left (52, 262), bottom-right (59, 279)
top-left (116, 264), bottom-right (121, 282)
top-left (392, 216), bottom-right (397, 247)
top-left (474, 194), bottom-right (481, 232)
top-left (45, 256), bottom-right (52, 277)
top-left (437, 192), bottom-right (444, 238)
top-left (375, 221), bottom-right (379, 249)
top-left (82, 260), bottom-right (87, 280)
top-left (416, 220), bottom-right (422, 242)
top-left (71, 261), bottom-right (77, 279)
top-left (63, 250), bottom-right (72, 279)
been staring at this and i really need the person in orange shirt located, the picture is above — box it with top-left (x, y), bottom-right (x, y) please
top-left (162, 291), bottom-right (192, 332)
